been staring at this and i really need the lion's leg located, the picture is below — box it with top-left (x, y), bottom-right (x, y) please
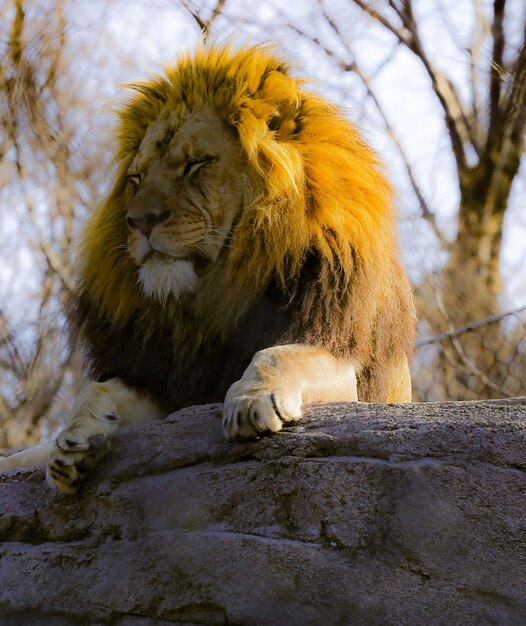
top-left (0, 378), bottom-right (163, 493)
top-left (45, 378), bottom-right (164, 493)
top-left (385, 356), bottom-right (412, 402)
top-left (223, 344), bottom-right (358, 440)
top-left (0, 442), bottom-right (56, 471)
top-left (1, 379), bottom-right (163, 493)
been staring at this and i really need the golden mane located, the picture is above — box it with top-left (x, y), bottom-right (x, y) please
top-left (76, 43), bottom-right (414, 399)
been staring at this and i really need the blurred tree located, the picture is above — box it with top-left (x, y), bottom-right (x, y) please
top-left (0, 0), bottom-right (194, 449)
top-left (0, 0), bottom-right (105, 447)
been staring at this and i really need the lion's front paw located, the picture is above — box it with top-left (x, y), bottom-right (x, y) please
top-left (47, 434), bottom-right (109, 494)
top-left (223, 384), bottom-right (302, 441)
top-left (46, 412), bottom-right (120, 493)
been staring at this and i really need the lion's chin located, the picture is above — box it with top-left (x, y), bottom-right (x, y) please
top-left (137, 257), bottom-right (198, 303)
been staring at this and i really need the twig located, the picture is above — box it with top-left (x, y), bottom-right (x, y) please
top-left (350, 0), bottom-right (472, 174)
top-left (416, 304), bottom-right (526, 347)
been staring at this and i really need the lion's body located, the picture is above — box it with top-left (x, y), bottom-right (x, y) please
top-left (0, 44), bottom-right (415, 491)
top-left (75, 44), bottom-right (415, 408)
top-left (76, 274), bottom-right (292, 411)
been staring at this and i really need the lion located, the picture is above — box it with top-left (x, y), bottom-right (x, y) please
top-left (0, 44), bottom-right (415, 493)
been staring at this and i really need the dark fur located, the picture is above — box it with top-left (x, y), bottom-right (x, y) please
top-left (72, 245), bottom-right (414, 411)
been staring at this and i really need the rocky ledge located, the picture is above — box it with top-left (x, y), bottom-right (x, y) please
top-left (1, 399), bottom-right (525, 626)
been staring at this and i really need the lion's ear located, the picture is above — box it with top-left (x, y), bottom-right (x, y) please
top-left (259, 70), bottom-right (302, 141)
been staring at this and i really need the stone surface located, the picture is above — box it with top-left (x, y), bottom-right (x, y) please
top-left (0, 399), bottom-right (525, 626)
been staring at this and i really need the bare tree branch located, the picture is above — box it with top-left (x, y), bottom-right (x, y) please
top-left (0, 0), bottom-right (107, 447)
top-left (487, 0), bottom-right (506, 149)
top-left (350, 0), bottom-right (412, 46)
top-left (180, 0), bottom-right (226, 39)
top-left (467, 0), bottom-right (489, 144)
top-left (417, 304), bottom-right (526, 347)
top-left (505, 24), bottom-right (526, 143)
top-left (350, 0), bottom-right (474, 174)
top-left (210, 0), bottom-right (226, 25)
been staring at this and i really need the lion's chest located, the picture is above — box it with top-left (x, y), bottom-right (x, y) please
top-left (80, 285), bottom-right (293, 411)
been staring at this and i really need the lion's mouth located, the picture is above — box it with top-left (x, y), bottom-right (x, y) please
top-left (142, 249), bottom-right (171, 263)
top-left (142, 248), bottom-right (210, 269)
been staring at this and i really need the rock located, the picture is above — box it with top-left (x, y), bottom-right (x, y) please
top-left (0, 399), bottom-right (525, 626)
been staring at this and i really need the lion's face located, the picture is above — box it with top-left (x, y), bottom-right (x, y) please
top-left (125, 108), bottom-right (250, 302)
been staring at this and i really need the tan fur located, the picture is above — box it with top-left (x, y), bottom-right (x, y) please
top-left (0, 379), bottom-right (163, 493)
top-left (224, 345), bottom-right (359, 439)
top-left (46, 380), bottom-right (163, 493)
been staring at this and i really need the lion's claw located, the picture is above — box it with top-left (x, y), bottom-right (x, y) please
top-left (47, 432), bottom-right (111, 493)
top-left (223, 387), bottom-right (302, 441)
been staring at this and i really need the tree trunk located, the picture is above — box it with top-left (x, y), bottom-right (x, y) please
top-left (415, 153), bottom-right (524, 401)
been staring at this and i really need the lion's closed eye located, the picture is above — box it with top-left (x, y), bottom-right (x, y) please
top-left (183, 156), bottom-right (213, 177)
top-left (127, 173), bottom-right (141, 192)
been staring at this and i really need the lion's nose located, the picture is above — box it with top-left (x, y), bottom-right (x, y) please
top-left (126, 211), bottom-right (170, 238)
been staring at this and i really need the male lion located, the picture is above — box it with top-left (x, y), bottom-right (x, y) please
top-left (0, 44), bottom-right (415, 493)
